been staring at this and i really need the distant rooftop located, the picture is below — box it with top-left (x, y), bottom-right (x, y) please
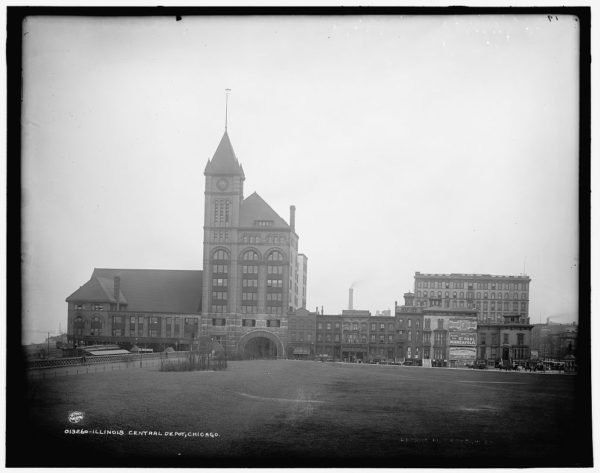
top-left (415, 272), bottom-right (530, 280)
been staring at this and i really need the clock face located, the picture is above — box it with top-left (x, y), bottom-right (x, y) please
top-left (216, 179), bottom-right (228, 191)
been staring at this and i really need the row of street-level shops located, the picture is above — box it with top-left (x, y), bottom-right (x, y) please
top-left (289, 300), bottom-right (535, 367)
top-left (66, 299), bottom-right (535, 366)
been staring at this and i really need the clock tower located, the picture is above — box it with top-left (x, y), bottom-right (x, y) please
top-left (202, 131), bottom-right (245, 317)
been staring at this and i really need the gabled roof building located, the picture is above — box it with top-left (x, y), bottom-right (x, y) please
top-left (66, 127), bottom-right (307, 356)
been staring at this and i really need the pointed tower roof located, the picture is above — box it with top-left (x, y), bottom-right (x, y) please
top-left (204, 131), bottom-right (245, 178)
top-left (239, 192), bottom-right (290, 228)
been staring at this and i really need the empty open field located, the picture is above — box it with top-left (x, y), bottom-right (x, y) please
top-left (16, 360), bottom-right (590, 467)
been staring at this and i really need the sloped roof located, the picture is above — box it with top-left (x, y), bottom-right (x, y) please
top-left (66, 276), bottom-right (126, 304)
top-left (204, 131), bottom-right (245, 177)
top-left (67, 268), bottom-right (203, 313)
top-left (239, 192), bottom-right (290, 228)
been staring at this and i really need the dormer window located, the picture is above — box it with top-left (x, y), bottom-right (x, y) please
top-left (254, 220), bottom-right (273, 227)
top-left (94, 304), bottom-right (103, 311)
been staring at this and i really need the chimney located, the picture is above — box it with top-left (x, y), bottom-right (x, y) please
top-left (290, 205), bottom-right (296, 232)
top-left (349, 288), bottom-right (354, 310)
top-left (321, 305), bottom-right (324, 315)
top-left (113, 276), bottom-right (121, 309)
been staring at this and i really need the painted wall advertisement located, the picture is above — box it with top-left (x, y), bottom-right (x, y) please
top-left (449, 332), bottom-right (477, 346)
top-left (449, 347), bottom-right (477, 360)
top-left (448, 318), bottom-right (477, 332)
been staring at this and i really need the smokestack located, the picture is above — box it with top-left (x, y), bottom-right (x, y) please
top-left (114, 276), bottom-right (121, 310)
top-left (290, 205), bottom-right (296, 232)
top-left (321, 305), bottom-right (324, 315)
top-left (349, 288), bottom-right (354, 310)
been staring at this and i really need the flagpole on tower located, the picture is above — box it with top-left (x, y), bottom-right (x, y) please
top-left (225, 88), bottom-right (231, 131)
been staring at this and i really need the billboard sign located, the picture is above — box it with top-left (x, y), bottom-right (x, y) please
top-left (449, 332), bottom-right (477, 346)
top-left (449, 347), bottom-right (476, 360)
top-left (448, 318), bottom-right (477, 332)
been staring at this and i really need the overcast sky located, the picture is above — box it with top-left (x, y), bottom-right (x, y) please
top-left (21, 14), bottom-right (580, 344)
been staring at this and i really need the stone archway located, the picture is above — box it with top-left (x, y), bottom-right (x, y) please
top-left (238, 330), bottom-right (284, 359)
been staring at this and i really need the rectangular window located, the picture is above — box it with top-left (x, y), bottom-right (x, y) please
top-left (266, 320), bottom-right (281, 328)
top-left (112, 328), bottom-right (122, 337)
top-left (481, 333), bottom-right (486, 345)
top-left (437, 319), bottom-right (443, 330)
top-left (326, 323), bottom-right (332, 330)
top-left (517, 333), bottom-right (524, 345)
top-left (242, 319), bottom-right (256, 327)
top-left (370, 334), bottom-right (376, 341)
top-left (242, 265), bottom-right (258, 274)
top-left (388, 335), bottom-right (393, 342)
top-left (503, 333), bottom-right (509, 344)
top-left (212, 318), bottom-right (226, 326)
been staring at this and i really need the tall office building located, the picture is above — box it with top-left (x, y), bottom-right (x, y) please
top-left (413, 272), bottom-right (531, 324)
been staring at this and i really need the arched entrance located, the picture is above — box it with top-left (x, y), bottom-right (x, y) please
top-left (238, 331), bottom-right (284, 359)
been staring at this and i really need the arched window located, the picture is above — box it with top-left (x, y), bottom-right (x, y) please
top-left (243, 250), bottom-right (260, 261)
top-left (498, 292), bottom-right (502, 299)
top-left (74, 316), bottom-right (84, 337)
top-left (90, 316), bottom-right (103, 336)
top-left (212, 249), bottom-right (229, 261)
top-left (267, 250), bottom-right (284, 262)
top-left (438, 291), bottom-right (442, 297)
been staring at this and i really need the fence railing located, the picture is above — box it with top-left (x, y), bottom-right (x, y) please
top-left (27, 351), bottom-right (190, 370)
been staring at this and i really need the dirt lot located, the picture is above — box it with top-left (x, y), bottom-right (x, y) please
top-left (13, 360), bottom-right (590, 467)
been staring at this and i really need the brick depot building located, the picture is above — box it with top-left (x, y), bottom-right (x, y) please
top-left (67, 130), bottom-right (307, 357)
